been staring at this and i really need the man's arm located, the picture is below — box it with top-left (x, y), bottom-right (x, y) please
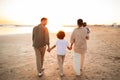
top-left (48, 45), bottom-right (56, 52)
top-left (45, 27), bottom-right (50, 48)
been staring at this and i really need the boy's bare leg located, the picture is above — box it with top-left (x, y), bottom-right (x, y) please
top-left (62, 55), bottom-right (65, 65)
top-left (57, 55), bottom-right (64, 76)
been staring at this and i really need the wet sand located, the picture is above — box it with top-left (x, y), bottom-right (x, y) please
top-left (0, 26), bottom-right (120, 80)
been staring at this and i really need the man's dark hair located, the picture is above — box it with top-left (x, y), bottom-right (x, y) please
top-left (56, 31), bottom-right (65, 39)
top-left (77, 19), bottom-right (83, 27)
top-left (41, 17), bottom-right (47, 22)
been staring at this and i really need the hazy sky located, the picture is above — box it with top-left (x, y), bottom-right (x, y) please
top-left (0, 0), bottom-right (120, 25)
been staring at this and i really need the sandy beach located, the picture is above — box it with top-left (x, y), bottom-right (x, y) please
top-left (0, 26), bottom-right (120, 80)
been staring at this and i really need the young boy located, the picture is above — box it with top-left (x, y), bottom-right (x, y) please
top-left (83, 22), bottom-right (90, 34)
top-left (48, 31), bottom-right (71, 76)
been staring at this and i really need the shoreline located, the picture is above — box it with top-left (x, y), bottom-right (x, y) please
top-left (0, 26), bottom-right (120, 36)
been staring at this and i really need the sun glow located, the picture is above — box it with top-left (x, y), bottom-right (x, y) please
top-left (1, 0), bottom-right (120, 35)
top-left (0, 0), bottom-right (120, 25)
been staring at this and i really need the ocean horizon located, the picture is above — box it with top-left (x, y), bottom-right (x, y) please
top-left (0, 25), bottom-right (76, 35)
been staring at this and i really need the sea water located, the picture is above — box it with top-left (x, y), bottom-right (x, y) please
top-left (0, 25), bottom-right (75, 35)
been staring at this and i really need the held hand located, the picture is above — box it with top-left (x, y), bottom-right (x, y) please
top-left (86, 36), bottom-right (89, 40)
top-left (47, 48), bottom-right (51, 52)
top-left (69, 43), bottom-right (73, 50)
top-left (68, 46), bottom-right (72, 50)
top-left (69, 46), bottom-right (72, 50)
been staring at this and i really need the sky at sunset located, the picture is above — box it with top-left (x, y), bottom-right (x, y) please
top-left (0, 0), bottom-right (120, 25)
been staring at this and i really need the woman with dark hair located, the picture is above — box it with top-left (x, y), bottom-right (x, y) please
top-left (70, 19), bottom-right (89, 76)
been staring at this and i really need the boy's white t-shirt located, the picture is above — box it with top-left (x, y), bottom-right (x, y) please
top-left (56, 40), bottom-right (69, 55)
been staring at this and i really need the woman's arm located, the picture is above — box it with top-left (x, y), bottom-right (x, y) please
top-left (69, 42), bottom-right (74, 50)
top-left (69, 30), bottom-right (75, 50)
top-left (67, 46), bottom-right (71, 50)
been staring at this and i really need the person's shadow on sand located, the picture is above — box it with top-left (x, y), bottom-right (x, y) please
top-left (35, 73), bottom-right (88, 80)
top-left (60, 74), bottom-right (88, 80)
top-left (33, 65), bottom-right (89, 80)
